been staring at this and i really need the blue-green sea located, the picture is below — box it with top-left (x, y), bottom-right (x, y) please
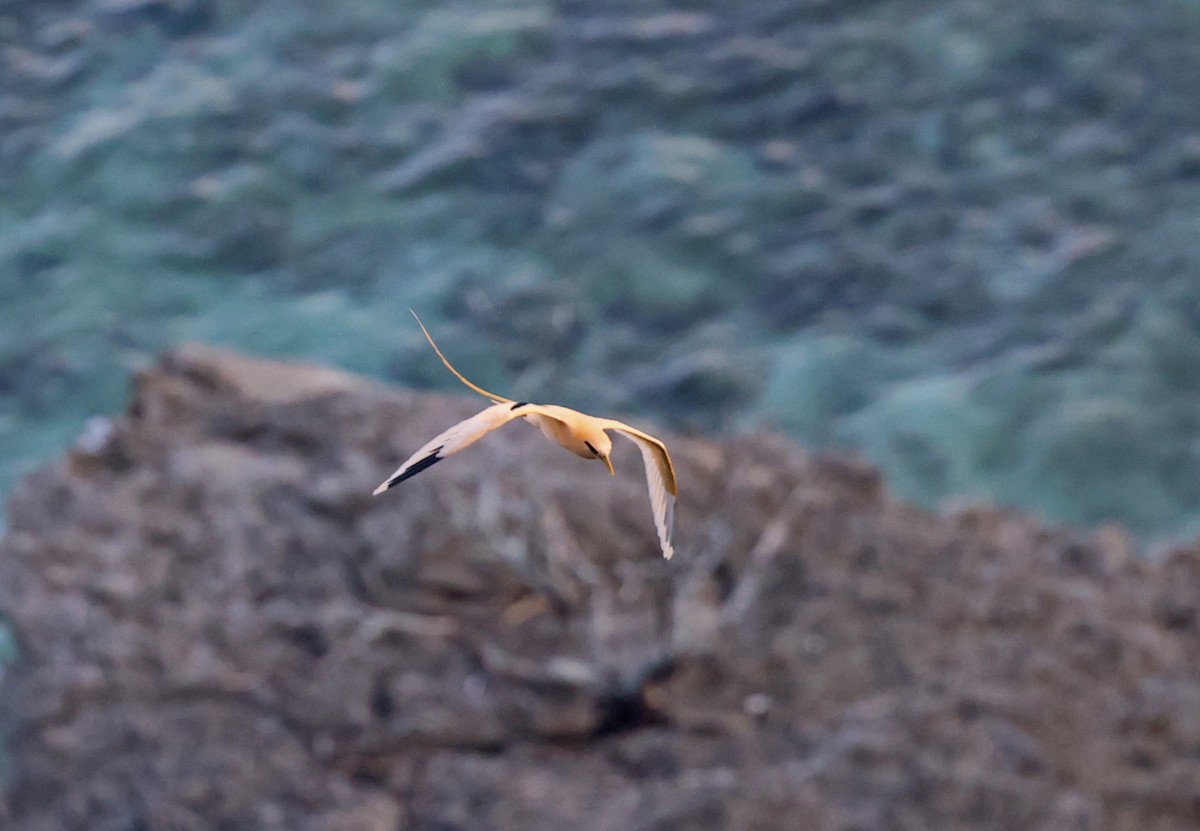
top-left (5, 0), bottom-right (1200, 542)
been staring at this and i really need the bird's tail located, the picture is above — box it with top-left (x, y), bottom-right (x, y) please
top-left (410, 310), bottom-right (512, 404)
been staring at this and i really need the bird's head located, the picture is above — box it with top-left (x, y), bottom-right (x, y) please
top-left (583, 430), bottom-right (615, 476)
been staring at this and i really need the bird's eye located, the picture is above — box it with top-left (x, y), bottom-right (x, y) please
top-left (584, 441), bottom-right (598, 456)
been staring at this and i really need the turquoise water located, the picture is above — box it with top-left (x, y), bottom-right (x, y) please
top-left (5, 0), bottom-right (1200, 540)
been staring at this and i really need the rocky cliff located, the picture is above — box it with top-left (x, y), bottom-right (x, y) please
top-left (2, 346), bottom-right (1199, 830)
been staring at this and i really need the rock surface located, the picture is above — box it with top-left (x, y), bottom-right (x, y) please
top-left (2, 346), bottom-right (1200, 829)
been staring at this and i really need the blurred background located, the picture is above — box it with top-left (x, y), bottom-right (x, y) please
top-left (4, 0), bottom-right (1200, 540)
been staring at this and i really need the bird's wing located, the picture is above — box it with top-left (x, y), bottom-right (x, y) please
top-left (374, 402), bottom-right (526, 494)
top-left (411, 310), bottom-right (513, 404)
top-left (602, 420), bottom-right (678, 559)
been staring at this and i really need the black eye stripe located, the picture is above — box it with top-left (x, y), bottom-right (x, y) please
top-left (584, 441), bottom-right (598, 456)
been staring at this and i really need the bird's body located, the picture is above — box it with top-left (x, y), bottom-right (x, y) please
top-left (524, 405), bottom-right (608, 459)
top-left (373, 312), bottom-right (678, 559)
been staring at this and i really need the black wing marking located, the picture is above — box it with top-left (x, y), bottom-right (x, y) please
top-left (379, 446), bottom-right (444, 491)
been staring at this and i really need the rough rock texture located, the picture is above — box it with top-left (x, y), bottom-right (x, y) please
top-left (2, 346), bottom-right (1200, 830)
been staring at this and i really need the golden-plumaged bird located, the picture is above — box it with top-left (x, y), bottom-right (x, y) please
top-left (373, 311), bottom-right (678, 559)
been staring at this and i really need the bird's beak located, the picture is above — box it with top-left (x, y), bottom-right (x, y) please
top-left (602, 454), bottom-right (614, 476)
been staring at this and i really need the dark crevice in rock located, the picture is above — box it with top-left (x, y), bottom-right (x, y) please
top-left (592, 688), bottom-right (668, 739)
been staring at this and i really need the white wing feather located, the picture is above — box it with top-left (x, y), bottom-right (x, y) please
top-left (604, 421), bottom-right (678, 559)
top-left (374, 402), bottom-right (524, 494)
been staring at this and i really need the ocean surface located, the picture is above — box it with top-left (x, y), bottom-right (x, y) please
top-left (4, 0), bottom-right (1200, 542)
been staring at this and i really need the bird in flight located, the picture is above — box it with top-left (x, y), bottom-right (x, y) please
top-left (374, 311), bottom-right (678, 559)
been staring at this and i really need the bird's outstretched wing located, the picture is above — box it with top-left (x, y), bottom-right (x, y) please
top-left (373, 402), bottom-right (575, 494)
top-left (411, 310), bottom-right (512, 404)
top-left (603, 420), bottom-right (678, 559)
top-left (374, 402), bottom-right (524, 494)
